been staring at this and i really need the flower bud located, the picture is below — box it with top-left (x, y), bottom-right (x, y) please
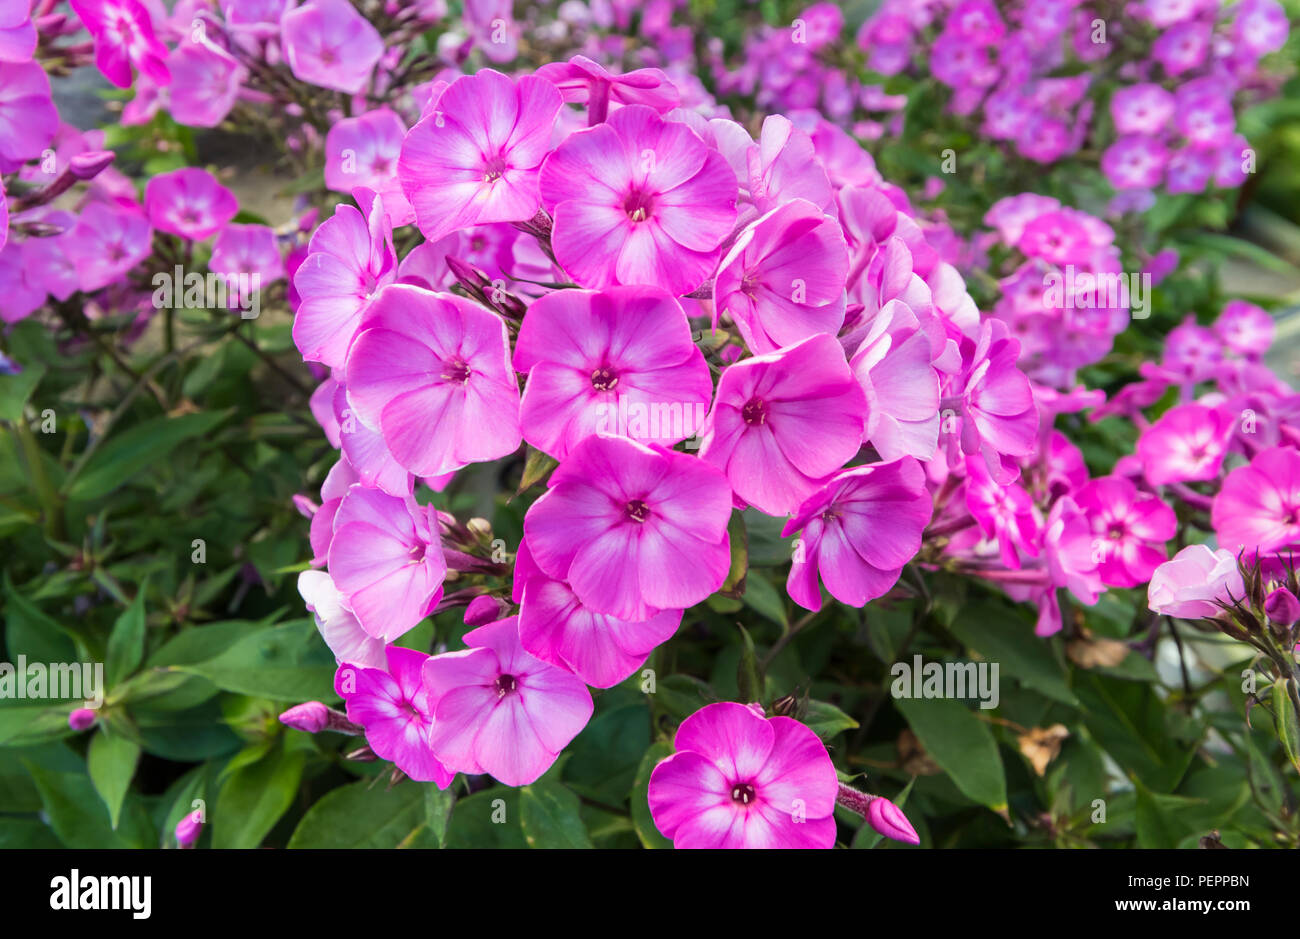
top-left (279, 702), bottom-right (330, 733)
top-left (1264, 587), bottom-right (1300, 628)
top-left (68, 708), bottom-right (97, 731)
top-left (69, 150), bottom-right (115, 181)
top-left (464, 595), bottom-right (509, 626)
top-left (175, 811), bottom-right (202, 848)
top-left (867, 796), bottom-right (920, 846)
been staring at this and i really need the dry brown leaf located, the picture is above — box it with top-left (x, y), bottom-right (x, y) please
top-left (1017, 724), bottom-right (1070, 776)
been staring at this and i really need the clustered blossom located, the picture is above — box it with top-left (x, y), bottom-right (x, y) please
top-left (8, 0), bottom-right (1296, 852)
top-left (856, 0), bottom-right (1289, 195)
top-left (272, 41), bottom-right (1063, 845)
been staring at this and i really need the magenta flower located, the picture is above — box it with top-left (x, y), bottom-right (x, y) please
top-left (399, 69), bottom-right (562, 242)
top-left (849, 298), bottom-right (942, 463)
top-left (537, 55), bottom-right (681, 122)
top-left (282, 0), bottom-right (384, 94)
top-left (524, 434), bottom-right (733, 621)
top-left (0, 60), bottom-right (58, 164)
top-left (292, 192), bottom-right (396, 369)
top-left (332, 382), bottom-right (413, 497)
top-left (65, 203), bottom-right (152, 292)
top-left (1212, 446), bottom-right (1300, 557)
top-left (1163, 316), bottom-right (1223, 382)
top-left (1152, 18), bottom-right (1211, 75)
top-left (1101, 136), bottom-right (1171, 190)
top-left (308, 455), bottom-right (357, 566)
top-left (784, 459), bottom-right (930, 611)
top-left (463, 0), bottom-right (519, 63)
top-left (144, 168), bottom-right (238, 241)
top-left (513, 285), bottom-right (713, 460)
top-left (324, 108), bottom-right (413, 227)
top-left (1234, 0), bottom-right (1289, 55)
top-left (647, 702), bottom-right (839, 849)
top-left (1043, 494), bottom-right (1105, 611)
top-left (517, 562), bottom-right (682, 689)
top-left (1111, 84), bottom-right (1176, 135)
top-left (700, 334), bottom-right (866, 517)
top-left (955, 319), bottom-right (1038, 484)
top-left (326, 484), bottom-right (447, 641)
top-left (1148, 545), bottom-right (1245, 619)
top-left (539, 104), bottom-right (737, 295)
top-left (166, 39), bottom-right (245, 128)
top-left (0, 243), bottom-right (43, 322)
top-left (335, 646), bottom-right (454, 786)
top-left (69, 0), bottom-right (170, 89)
top-left (734, 116), bottom-right (834, 217)
top-left (297, 569), bottom-right (387, 669)
top-left (1137, 402), bottom-right (1233, 486)
top-left (712, 199), bottom-right (847, 355)
top-left (1214, 300), bottom-right (1273, 358)
top-left (1073, 476), bottom-right (1176, 588)
top-left (964, 455), bottom-right (1040, 569)
top-left (423, 617), bottom-right (593, 787)
top-left (0, 0), bottom-right (33, 63)
top-left (210, 223), bottom-right (285, 284)
top-left (345, 284), bottom-right (522, 477)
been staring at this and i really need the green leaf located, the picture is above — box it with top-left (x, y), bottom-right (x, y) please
top-left (630, 741), bottom-right (674, 848)
top-left (514, 445), bottom-right (558, 497)
top-left (896, 696), bottom-right (1007, 815)
top-left (742, 572), bottom-right (788, 627)
top-left (1271, 677), bottom-right (1300, 774)
top-left (212, 741), bottom-right (304, 848)
top-left (3, 571), bottom-right (101, 659)
top-left (947, 608), bottom-right (1078, 706)
top-left (24, 762), bottom-right (154, 848)
top-left (178, 619), bottom-right (337, 702)
top-left (1134, 783), bottom-right (1206, 848)
top-left (289, 779), bottom-right (447, 848)
top-left (563, 696), bottom-right (650, 804)
top-left (736, 624), bottom-right (762, 705)
top-left (445, 788), bottom-right (526, 848)
top-left (519, 779), bottom-right (592, 848)
top-left (65, 410), bottom-right (229, 501)
top-left (720, 511), bottom-right (748, 594)
top-left (87, 729), bottom-right (141, 830)
top-left (0, 363), bottom-right (46, 423)
top-left (1075, 673), bottom-right (1201, 793)
top-left (801, 700), bottom-right (859, 740)
top-left (0, 818), bottom-right (62, 848)
top-left (424, 785), bottom-right (456, 848)
top-left (106, 585), bottom-right (147, 688)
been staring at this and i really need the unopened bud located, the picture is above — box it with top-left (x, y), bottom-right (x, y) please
top-left (279, 701), bottom-right (330, 733)
top-left (867, 796), bottom-right (921, 846)
top-left (279, 701), bottom-right (363, 735)
top-left (175, 810), bottom-right (202, 848)
top-left (69, 150), bottom-right (115, 180)
top-left (1264, 587), bottom-right (1300, 628)
top-left (464, 594), bottom-right (509, 626)
top-left (68, 708), bottom-right (97, 731)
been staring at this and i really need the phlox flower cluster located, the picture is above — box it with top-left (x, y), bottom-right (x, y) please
top-left (279, 48), bottom-right (1046, 848)
top-left (856, 0), bottom-right (1290, 195)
